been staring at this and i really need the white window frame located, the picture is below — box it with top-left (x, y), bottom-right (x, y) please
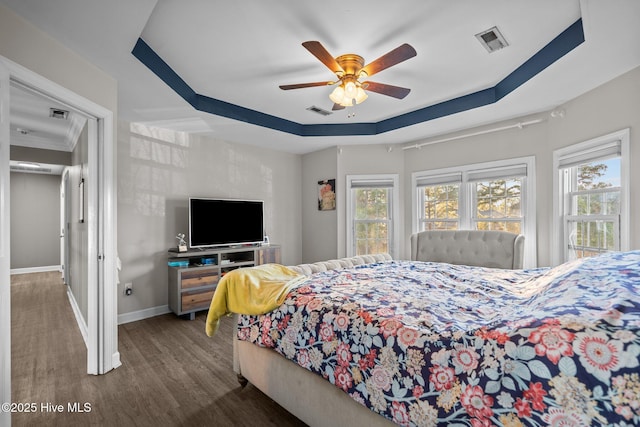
top-left (412, 156), bottom-right (537, 267)
top-left (552, 128), bottom-right (630, 265)
top-left (346, 174), bottom-right (400, 259)
top-left (415, 172), bottom-right (462, 231)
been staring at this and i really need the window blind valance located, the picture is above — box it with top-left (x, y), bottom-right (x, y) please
top-left (467, 164), bottom-right (527, 182)
top-left (415, 173), bottom-right (462, 187)
top-left (350, 178), bottom-right (395, 189)
top-left (557, 140), bottom-right (621, 169)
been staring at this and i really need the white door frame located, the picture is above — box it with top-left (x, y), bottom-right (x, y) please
top-left (0, 54), bottom-right (12, 427)
top-left (0, 52), bottom-right (118, 389)
top-left (60, 168), bottom-right (71, 285)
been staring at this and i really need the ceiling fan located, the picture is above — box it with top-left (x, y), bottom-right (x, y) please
top-left (279, 41), bottom-right (417, 110)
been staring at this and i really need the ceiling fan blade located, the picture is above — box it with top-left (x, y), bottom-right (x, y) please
top-left (279, 81), bottom-right (333, 90)
top-left (302, 41), bottom-right (344, 74)
top-left (332, 103), bottom-right (345, 111)
top-left (361, 44), bottom-right (417, 78)
top-left (364, 81), bottom-right (411, 99)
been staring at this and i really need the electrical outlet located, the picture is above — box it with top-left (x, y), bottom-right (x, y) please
top-left (124, 282), bottom-right (133, 296)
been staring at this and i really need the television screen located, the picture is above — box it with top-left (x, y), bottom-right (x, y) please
top-left (189, 198), bottom-right (264, 248)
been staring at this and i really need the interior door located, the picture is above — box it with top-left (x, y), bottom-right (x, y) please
top-left (0, 59), bottom-right (12, 427)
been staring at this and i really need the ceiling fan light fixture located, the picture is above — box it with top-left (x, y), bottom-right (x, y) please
top-left (344, 80), bottom-right (357, 98)
top-left (330, 76), bottom-right (365, 107)
top-left (329, 85), bottom-right (345, 104)
top-left (355, 86), bottom-right (368, 104)
top-left (339, 98), bottom-right (354, 107)
top-left (283, 41), bottom-right (416, 108)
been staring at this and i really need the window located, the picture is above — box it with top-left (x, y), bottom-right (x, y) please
top-left (347, 175), bottom-right (399, 258)
top-left (416, 173), bottom-right (460, 230)
top-left (469, 163), bottom-right (527, 234)
top-left (554, 129), bottom-right (629, 264)
top-left (413, 157), bottom-right (536, 267)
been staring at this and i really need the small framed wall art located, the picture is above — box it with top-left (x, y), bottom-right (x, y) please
top-left (318, 179), bottom-right (336, 211)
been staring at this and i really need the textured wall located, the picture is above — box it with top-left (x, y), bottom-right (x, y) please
top-left (117, 122), bottom-right (302, 316)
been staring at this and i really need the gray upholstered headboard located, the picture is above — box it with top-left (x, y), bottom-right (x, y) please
top-left (410, 230), bottom-right (524, 269)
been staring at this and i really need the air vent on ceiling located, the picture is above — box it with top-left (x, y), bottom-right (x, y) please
top-left (49, 108), bottom-right (69, 120)
top-left (306, 106), bottom-right (332, 116)
top-left (475, 26), bottom-right (509, 53)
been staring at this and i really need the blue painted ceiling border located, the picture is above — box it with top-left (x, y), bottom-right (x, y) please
top-left (132, 19), bottom-right (584, 137)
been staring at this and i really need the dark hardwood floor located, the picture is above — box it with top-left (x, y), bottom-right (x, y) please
top-left (10, 271), bottom-right (306, 426)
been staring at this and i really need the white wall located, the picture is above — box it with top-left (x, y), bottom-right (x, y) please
top-left (403, 66), bottom-right (640, 266)
top-left (301, 147), bottom-right (338, 263)
top-left (0, 4), bottom-right (117, 117)
top-left (69, 124), bottom-right (89, 322)
top-left (336, 144), bottom-right (405, 258)
top-left (300, 66), bottom-right (640, 266)
top-left (117, 122), bottom-right (302, 316)
top-left (10, 172), bottom-right (61, 269)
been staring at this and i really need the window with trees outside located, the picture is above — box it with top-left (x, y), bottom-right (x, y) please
top-left (418, 173), bottom-right (461, 230)
top-left (474, 177), bottom-right (522, 234)
top-left (554, 129), bottom-right (629, 263)
top-left (413, 157), bottom-right (536, 267)
top-left (347, 175), bottom-right (399, 258)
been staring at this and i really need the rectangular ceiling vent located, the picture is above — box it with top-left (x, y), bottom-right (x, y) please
top-left (49, 108), bottom-right (69, 120)
top-left (475, 26), bottom-right (509, 53)
top-left (306, 106), bottom-right (332, 116)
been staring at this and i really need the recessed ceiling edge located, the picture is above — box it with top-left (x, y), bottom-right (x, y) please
top-left (131, 19), bottom-right (584, 138)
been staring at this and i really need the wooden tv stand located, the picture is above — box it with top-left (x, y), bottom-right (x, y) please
top-left (167, 245), bottom-right (281, 319)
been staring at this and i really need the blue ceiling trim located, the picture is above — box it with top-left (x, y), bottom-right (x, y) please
top-left (131, 39), bottom-right (198, 107)
top-left (194, 93), bottom-right (303, 134)
top-left (495, 19), bottom-right (585, 100)
top-left (377, 88), bottom-right (497, 133)
top-left (132, 19), bottom-right (583, 137)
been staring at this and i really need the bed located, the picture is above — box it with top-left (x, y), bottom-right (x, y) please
top-left (210, 250), bottom-right (640, 426)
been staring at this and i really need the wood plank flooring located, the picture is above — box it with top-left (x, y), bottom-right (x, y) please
top-left (10, 272), bottom-right (307, 426)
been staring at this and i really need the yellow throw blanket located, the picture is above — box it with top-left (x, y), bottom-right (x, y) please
top-left (205, 263), bottom-right (305, 337)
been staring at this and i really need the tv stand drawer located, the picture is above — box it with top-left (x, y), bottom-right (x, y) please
top-left (181, 268), bottom-right (219, 289)
top-left (181, 289), bottom-right (215, 312)
top-left (167, 245), bottom-right (280, 319)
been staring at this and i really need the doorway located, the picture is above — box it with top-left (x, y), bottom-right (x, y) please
top-left (0, 54), bottom-right (119, 423)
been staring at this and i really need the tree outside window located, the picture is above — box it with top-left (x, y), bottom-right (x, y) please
top-left (565, 158), bottom-right (621, 259)
top-left (420, 184), bottom-right (459, 230)
top-left (354, 188), bottom-right (391, 255)
top-left (475, 178), bottom-right (522, 234)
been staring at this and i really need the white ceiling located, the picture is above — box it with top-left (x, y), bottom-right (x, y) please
top-left (10, 83), bottom-right (86, 152)
top-left (3, 0), bottom-right (640, 154)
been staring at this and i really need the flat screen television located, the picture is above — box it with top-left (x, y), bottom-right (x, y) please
top-left (189, 198), bottom-right (264, 248)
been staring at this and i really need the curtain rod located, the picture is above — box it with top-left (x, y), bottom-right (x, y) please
top-left (402, 118), bottom-right (545, 151)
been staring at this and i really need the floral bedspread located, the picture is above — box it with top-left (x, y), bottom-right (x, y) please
top-left (236, 251), bottom-right (640, 426)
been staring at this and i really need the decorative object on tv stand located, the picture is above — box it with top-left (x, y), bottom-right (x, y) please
top-left (176, 233), bottom-right (187, 252)
top-left (318, 179), bottom-right (336, 211)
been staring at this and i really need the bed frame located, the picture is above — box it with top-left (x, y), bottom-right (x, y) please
top-left (233, 232), bottom-right (523, 426)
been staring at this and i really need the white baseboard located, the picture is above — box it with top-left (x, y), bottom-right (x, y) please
top-left (66, 286), bottom-right (89, 347)
top-left (117, 305), bottom-right (171, 325)
top-left (10, 265), bottom-right (62, 275)
top-left (112, 351), bottom-right (122, 370)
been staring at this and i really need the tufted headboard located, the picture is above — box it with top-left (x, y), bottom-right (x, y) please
top-left (288, 253), bottom-right (393, 275)
top-left (410, 230), bottom-right (524, 269)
